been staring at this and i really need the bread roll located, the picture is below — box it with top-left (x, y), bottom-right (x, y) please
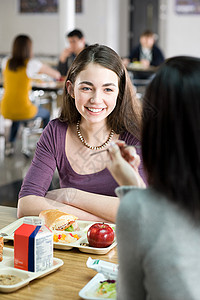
top-left (39, 209), bottom-right (78, 231)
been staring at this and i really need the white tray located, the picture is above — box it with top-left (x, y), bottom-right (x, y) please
top-left (0, 247), bottom-right (63, 293)
top-left (79, 273), bottom-right (116, 299)
top-left (0, 217), bottom-right (117, 255)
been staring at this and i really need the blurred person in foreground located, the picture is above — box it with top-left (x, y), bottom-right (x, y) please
top-left (107, 56), bottom-right (200, 299)
top-left (57, 29), bottom-right (87, 76)
top-left (0, 34), bottom-right (61, 156)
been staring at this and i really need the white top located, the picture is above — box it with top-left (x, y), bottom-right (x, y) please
top-left (1, 57), bottom-right (42, 78)
top-left (140, 47), bottom-right (152, 62)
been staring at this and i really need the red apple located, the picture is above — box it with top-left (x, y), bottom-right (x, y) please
top-left (87, 223), bottom-right (115, 248)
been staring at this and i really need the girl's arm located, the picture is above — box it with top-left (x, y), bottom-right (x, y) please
top-left (17, 194), bottom-right (108, 222)
top-left (46, 188), bottom-right (119, 223)
top-left (18, 123), bottom-right (119, 223)
top-left (39, 63), bottom-right (61, 80)
top-left (27, 59), bottom-right (61, 80)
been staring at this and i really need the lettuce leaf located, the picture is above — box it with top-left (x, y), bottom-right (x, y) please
top-left (64, 225), bottom-right (74, 232)
top-left (96, 280), bottom-right (116, 298)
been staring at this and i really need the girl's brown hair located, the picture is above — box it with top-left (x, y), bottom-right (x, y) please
top-left (59, 44), bottom-right (142, 140)
top-left (9, 35), bottom-right (32, 71)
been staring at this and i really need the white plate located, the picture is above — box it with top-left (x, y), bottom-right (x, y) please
top-left (79, 273), bottom-right (116, 299)
top-left (0, 247), bottom-right (63, 293)
top-left (0, 217), bottom-right (117, 255)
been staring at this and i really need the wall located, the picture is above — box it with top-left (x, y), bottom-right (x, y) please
top-left (0, 0), bottom-right (123, 56)
top-left (0, 0), bottom-right (127, 57)
top-left (164, 0), bottom-right (200, 58)
top-left (118, 0), bottom-right (129, 56)
top-left (0, 0), bottom-right (59, 55)
top-left (0, 0), bottom-right (200, 58)
top-left (75, 0), bottom-right (129, 56)
top-left (74, 0), bottom-right (121, 53)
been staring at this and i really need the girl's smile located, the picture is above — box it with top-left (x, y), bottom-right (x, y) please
top-left (71, 63), bottom-right (119, 125)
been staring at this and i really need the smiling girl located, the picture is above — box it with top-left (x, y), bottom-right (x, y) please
top-left (17, 44), bottom-right (146, 222)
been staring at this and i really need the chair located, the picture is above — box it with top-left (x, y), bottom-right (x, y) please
top-left (0, 88), bottom-right (52, 158)
top-left (1, 117), bottom-right (43, 158)
top-left (21, 117), bottom-right (43, 158)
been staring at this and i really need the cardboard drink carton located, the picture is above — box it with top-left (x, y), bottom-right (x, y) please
top-left (14, 217), bottom-right (53, 272)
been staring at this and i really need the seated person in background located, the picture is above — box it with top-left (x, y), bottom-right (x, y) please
top-left (1, 34), bottom-right (61, 155)
top-left (17, 44), bottom-right (146, 223)
top-left (107, 56), bottom-right (200, 299)
top-left (57, 29), bottom-right (87, 76)
top-left (130, 29), bottom-right (165, 68)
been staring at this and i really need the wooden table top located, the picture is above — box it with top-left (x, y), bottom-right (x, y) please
top-left (0, 206), bottom-right (118, 300)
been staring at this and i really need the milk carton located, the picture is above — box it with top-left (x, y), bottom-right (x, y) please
top-left (14, 217), bottom-right (53, 272)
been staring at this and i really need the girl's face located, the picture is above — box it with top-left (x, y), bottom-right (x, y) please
top-left (69, 63), bottom-right (119, 125)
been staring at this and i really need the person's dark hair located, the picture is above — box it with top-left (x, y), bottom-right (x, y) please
top-left (141, 30), bottom-right (154, 38)
top-left (67, 29), bottom-right (84, 39)
top-left (9, 35), bottom-right (32, 71)
top-left (142, 56), bottom-right (200, 218)
top-left (59, 44), bottom-right (142, 139)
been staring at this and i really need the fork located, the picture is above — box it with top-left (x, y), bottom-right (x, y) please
top-left (0, 230), bottom-right (15, 237)
top-left (90, 145), bottom-right (141, 156)
top-left (0, 232), bottom-right (9, 237)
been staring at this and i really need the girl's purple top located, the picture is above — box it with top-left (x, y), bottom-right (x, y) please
top-left (19, 119), bottom-right (146, 198)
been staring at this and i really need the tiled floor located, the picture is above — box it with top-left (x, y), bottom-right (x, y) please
top-left (0, 119), bottom-right (61, 208)
top-left (1, 146), bottom-right (32, 183)
top-left (0, 126), bottom-right (36, 207)
top-left (0, 92), bottom-right (62, 207)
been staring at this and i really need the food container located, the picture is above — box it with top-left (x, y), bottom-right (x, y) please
top-left (14, 217), bottom-right (53, 272)
top-left (0, 247), bottom-right (63, 293)
top-left (79, 257), bottom-right (118, 299)
top-left (1, 218), bottom-right (117, 255)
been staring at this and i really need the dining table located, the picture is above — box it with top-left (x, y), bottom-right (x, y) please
top-left (0, 206), bottom-right (118, 300)
top-left (31, 78), bottom-right (65, 93)
top-left (31, 78), bottom-right (65, 116)
top-left (127, 63), bottom-right (158, 87)
top-left (0, 75), bottom-right (65, 91)
top-left (0, 76), bottom-right (65, 115)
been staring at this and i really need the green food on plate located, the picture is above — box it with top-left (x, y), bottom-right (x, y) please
top-left (96, 280), bottom-right (116, 298)
top-left (64, 225), bottom-right (74, 232)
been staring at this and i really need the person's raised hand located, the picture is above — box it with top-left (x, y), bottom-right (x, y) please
top-left (59, 48), bottom-right (73, 63)
top-left (107, 142), bottom-right (146, 187)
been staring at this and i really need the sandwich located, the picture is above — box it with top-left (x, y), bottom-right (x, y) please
top-left (39, 209), bottom-right (79, 231)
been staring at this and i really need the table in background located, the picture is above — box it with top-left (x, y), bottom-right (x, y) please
top-left (0, 206), bottom-right (118, 300)
top-left (0, 77), bottom-right (65, 117)
top-left (0, 77), bottom-right (65, 92)
top-left (127, 64), bottom-right (158, 87)
top-left (32, 79), bottom-right (65, 93)
top-left (0, 78), bottom-right (65, 157)
top-left (31, 79), bottom-right (65, 118)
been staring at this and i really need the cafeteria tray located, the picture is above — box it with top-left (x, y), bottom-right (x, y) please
top-left (0, 217), bottom-right (117, 255)
top-left (0, 247), bottom-right (63, 293)
top-left (79, 272), bottom-right (116, 299)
